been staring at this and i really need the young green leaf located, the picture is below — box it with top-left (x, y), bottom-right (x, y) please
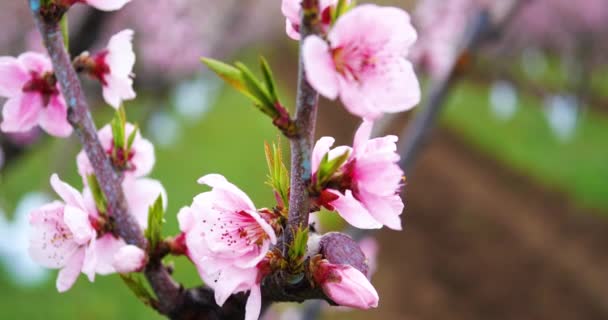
top-left (201, 57), bottom-right (261, 103)
top-left (288, 226), bottom-right (309, 273)
top-left (87, 174), bottom-right (107, 215)
top-left (120, 273), bottom-right (158, 307)
top-left (264, 141), bottom-right (290, 209)
top-left (145, 195), bottom-right (165, 251)
top-left (234, 62), bottom-right (278, 118)
top-left (259, 56), bottom-right (279, 104)
top-left (127, 123), bottom-right (139, 150)
top-left (60, 15), bottom-right (69, 50)
top-left (316, 149), bottom-right (350, 188)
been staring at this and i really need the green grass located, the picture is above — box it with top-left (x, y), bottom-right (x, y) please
top-left (0, 86), bottom-right (280, 319)
top-left (441, 81), bottom-right (608, 211)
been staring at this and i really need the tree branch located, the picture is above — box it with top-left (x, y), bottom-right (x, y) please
top-left (28, 1), bottom-right (183, 315)
top-left (284, 0), bottom-right (321, 255)
top-left (398, 0), bottom-right (529, 171)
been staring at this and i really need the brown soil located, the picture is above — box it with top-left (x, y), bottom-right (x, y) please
top-left (325, 128), bottom-right (608, 320)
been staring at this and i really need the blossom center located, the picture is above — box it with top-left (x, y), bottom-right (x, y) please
top-left (22, 71), bottom-right (59, 106)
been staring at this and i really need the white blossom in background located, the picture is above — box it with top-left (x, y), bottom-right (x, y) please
top-left (171, 76), bottom-right (219, 123)
top-left (0, 192), bottom-right (50, 286)
top-left (146, 111), bottom-right (182, 148)
top-left (544, 94), bottom-right (579, 142)
top-left (489, 80), bottom-right (518, 121)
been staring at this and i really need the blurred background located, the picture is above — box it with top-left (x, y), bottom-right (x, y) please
top-left (0, 0), bottom-right (607, 319)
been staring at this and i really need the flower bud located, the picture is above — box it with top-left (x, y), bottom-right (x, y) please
top-left (112, 245), bottom-right (146, 273)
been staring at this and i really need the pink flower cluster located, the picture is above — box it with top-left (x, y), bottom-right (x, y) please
top-left (282, 1), bottom-right (420, 120)
top-left (313, 120), bottom-right (405, 230)
top-left (29, 174), bottom-right (149, 292)
top-left (0, 24), bottom-right (136, 137)
top-left (178, 174), bottom-right (277, 320)
top-left (29, 121), bottom-right (164, 290)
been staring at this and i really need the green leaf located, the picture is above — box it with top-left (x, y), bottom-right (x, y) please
top-left (127, 124), bottom-right (139, 150)
top-left (60, 15), bottom-right (69, 50)
top-left (120, 273), bottom-right (157, 307)
top-left (331, 0), bottom-right (353, 24)
top-left (87, 174), bottom-right (107, 215)
top-left (145, 195), bottom-right (164, 251)
top-left (201, 57), bottom-right (261, 103)
top-left (259, 56), bottom-right (279, 104)
top-left (234, 62), bottom-right (278, 118)
top-left (316, 149), bottom-right (350, 187)
top-left (264, 141), bottom-right (290, 209)
top-left (111, 107), bottom-right (127, 150)
top-left (288, 226), bottom-right (309, 267)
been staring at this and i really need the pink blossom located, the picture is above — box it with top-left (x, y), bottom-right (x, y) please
top-left (72, 0), bottom-right (132, 11)
top-left (313, 260), bottom-right (379, 309)
top-left (0, 52), bottom-right (71, 137)
top-left (122, 177), bottom-right (167, 229)
top-left (312, 120), bottom-right (404, 230)
top-left (178, 174), bottom-right (277, 320)
top-left (28, 174), bottom-right (158, 291)
top-left (302, 4), bottom-right (420, 120)
top-left (112, 245), bottom-right (146, 273)
top-left (282, 0), bottom-right (347, 40)
top-left (76, 123), bottom-right (155, 180)
top-left (84, 29), bottom-right (136, 109)
top-left (28, 174), bottom-right (100, 291)
top-left (410, 0), bottom-right (474, 77)
top-left (358, 237), bottom-right (379, 278)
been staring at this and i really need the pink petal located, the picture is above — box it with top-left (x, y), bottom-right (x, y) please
top-left (323, 264), bottom-right (379, 309)
top-left (112, 245), bottom-right (146, 273)
top-left (56, 248), bottom-right (85, 293)
top-left (285, 20), bottom-right (301, 40)
top-left (358, 191), bottom-right (403, 230)
top-left (197, 174), bottom-right (256, 211)
top-left (124, 177), bottom-right (167, 229)
top-left (102, 74), bottom-right (136, 109)
top-left (125, 123), bottom-right (155, 177)
top-left (38, 94), bottom-right (72, 137)
top-left (244, 285), bottom-right (262, 320)
top-left (91, 234), bottom-right (126, 275)
top-left (209, 266), bottom-right (257, 306)
top-left (302, 36), bottom-right (339, 99)
top-left (50, 174), bottom-right (87, 210)
top-left (177, 206), bottom-right (195, 233)
top-left (0, 94), bottom-right (42, 133)
top-left (63, 205), bottom-right (94, 245)
top-left (85, 0), bottom-right (131, 11)
top-left (329, 190), bottom-right (382, 229)
top-left (0, 57), bottom-right (28, 97)
top-left (353, 120), bottom-right (373, 151)
top-left (81, 236), bottom-right (97, 281)
top-left (311, 136), bottom-right (335, 174)
top-left (28, 202), bottom-right (79, 269)
top-left (107, 29), bottom-right (135, 77)
top-left (18, 52), bottom-right (52, 74)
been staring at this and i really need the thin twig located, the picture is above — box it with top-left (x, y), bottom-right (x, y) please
top-left (284, 0), bottom-right (321, 256)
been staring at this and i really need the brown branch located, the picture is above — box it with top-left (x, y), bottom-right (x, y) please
top-left (398, 0), bottom-right (529, 171)
top-left (283, 0), bottom-right (321, 257)
top-left (28, 1), bottom-right (183, 315)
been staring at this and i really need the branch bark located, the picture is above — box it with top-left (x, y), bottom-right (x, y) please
top-left (28, 0), bottom-right (182, 315)
top-left (284, 0), bottom-right (321, 254)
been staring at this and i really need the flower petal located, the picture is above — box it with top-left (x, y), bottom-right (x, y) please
top-left (311, 136), bottom-right (335, 174)
top-left (124, 177), bottom-right (167, 229)
top-left (244, 285), bottom-right (262, 320)
top-left (329, 190), bottom-right (382, 229)
top-left (1, 94), bottom-right (42, 133)
top-left (63, 205), bottom-right (94, 245)
top-left (85, 0), bottom-right (131, 11)
top-left (0, 57), bottom-right (28, 97)
top-left (56, 248), bottom-right (85, 293)
top-left (302, 36), bottom-right (339, 99)
top-left (112, 245), bottom-right (146, 273)
top-left (50, 174), bottom-right (87, 210)
top-left (197, 174), bottom-right (256, 211)
top-left (38, 94), bottom-right (72, 137)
